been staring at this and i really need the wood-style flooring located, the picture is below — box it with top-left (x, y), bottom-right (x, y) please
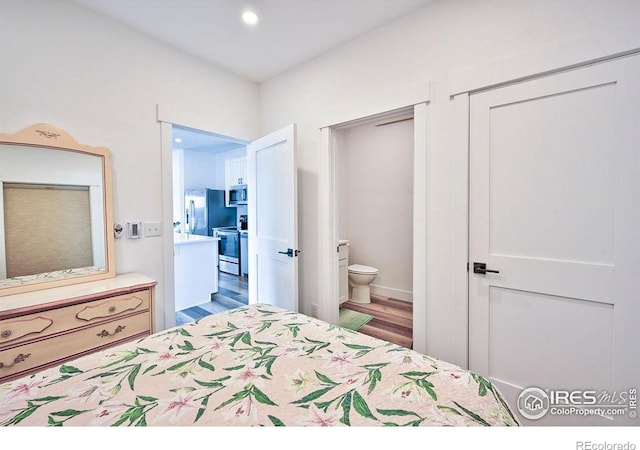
top-left (176, 275), bottom-right (413, 350)
top-left (341, 294), bottom-right (413, 349)
top-left (175, 272), bottom-right (248, 326)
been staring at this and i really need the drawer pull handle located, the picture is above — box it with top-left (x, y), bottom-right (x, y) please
top-left (108, 306), bottom-right (117, 313)
top-left (96, 325), bottom-right (126, 338)
top-left (1, 330), bottom-right (11, 339)
top-left (0, 353), bottom-right (31, 370)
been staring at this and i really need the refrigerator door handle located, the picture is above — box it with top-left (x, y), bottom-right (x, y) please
top-left (189, 200), bottom-right (195, 233)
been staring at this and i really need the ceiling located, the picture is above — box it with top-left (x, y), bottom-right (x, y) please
top-left (172, 125), bottom-right (247, 153)
top-left (73, 0), bottom-right (435, 83)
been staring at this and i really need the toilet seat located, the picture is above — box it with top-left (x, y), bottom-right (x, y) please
top-left (348, 264), bottom-right (378, 275)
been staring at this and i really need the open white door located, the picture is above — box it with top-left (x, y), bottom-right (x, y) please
top-left (247, 124), bottom-right (299, 311)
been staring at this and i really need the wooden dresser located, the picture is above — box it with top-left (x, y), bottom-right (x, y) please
top-left (0, 273), bottom-right (156, 383)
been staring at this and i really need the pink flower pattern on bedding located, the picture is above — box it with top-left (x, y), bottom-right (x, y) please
top-left (0, 304), bottom-right (518, 426)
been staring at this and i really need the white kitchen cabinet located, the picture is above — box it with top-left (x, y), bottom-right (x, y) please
top-left (173, 234), bottom-right (219, 311)
top-left (225, 157), bottom-right (246, 188)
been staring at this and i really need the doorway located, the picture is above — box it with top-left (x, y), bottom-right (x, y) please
top-left (160, 118), bottom-right (299, 330)
top-left (169, 124), bottom-right (250, 326)
top-left (319, 96), bottom-right (430, 355)
top-left (332, 112), bottom-right (414, 347)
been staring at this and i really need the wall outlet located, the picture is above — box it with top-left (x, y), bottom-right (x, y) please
top-left (311, 303), bottom-right (318, 318)
top-left (145, 222), bottom-right (162, 237)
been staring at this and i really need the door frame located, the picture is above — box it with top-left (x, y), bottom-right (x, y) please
top-left (157, 105), bottom-right (254, 331)
top-left (318, 83), bottom-right (431, 355)
top-left (450, 38), bottom-right (640, 371)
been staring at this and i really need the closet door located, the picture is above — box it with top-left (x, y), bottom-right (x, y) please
top-left (468, 54), bottom-right (640, 426)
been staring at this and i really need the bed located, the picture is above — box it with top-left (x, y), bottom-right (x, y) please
top-left (0, 303), bottom-right (518, 426)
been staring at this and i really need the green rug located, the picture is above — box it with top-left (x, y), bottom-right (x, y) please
top-left (339, 307), bottom-right (374, 331)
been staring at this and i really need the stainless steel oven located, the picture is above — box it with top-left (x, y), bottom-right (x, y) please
top-left (213, 227), bottom-right (240, 275)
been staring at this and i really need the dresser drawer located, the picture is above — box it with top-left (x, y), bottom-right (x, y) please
top-left (0, 312), bottom-right (150, 381)
top-left (0, 290), bottom-right (150, 349)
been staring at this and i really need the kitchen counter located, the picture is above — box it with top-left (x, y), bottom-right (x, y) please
top-left (173, 233), bottom-right (219, 310)
top-left (174, 233), bottom-right (220, 245)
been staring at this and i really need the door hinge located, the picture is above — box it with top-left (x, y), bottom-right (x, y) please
top-left (467, 262), bottom-right (469, 272)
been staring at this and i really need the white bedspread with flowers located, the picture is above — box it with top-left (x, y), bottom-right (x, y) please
top-left (0, 304), bottom-right (518, 426)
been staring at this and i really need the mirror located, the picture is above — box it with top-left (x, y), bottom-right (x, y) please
top-left (0, 123), bottom-right (115, 296)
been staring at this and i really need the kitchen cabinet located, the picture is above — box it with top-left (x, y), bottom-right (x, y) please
top-left (174, 234), bottom-right (219, 311)
top-left (225, 157), bottom-right (247, 187)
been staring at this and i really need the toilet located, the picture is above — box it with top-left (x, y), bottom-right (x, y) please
top-left (348, 264), bottom-right (378, 304)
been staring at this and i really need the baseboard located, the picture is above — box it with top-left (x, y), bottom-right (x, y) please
top-left (370, 284), bottom-right (413, 303)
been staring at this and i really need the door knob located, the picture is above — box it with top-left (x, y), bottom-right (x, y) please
top-left (278, 248), bottom-right (300, 258)
top-left (473, 262), bottom-right (500, 274)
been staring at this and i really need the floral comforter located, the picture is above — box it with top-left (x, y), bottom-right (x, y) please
top-left (0, 304), bottom-right (518, 426)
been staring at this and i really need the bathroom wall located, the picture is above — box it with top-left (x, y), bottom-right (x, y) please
top-left (337, 118), bottom-right (414, 301)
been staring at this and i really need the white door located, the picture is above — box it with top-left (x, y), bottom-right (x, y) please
top-left (469, 55), bottom-right (640, 426)
top-left (247, 124), bottom-right (299, 311)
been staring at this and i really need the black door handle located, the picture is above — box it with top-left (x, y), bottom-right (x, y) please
top-left (278, 248), bottom-right (300, 258)
top-left (473, 262), bottom-right (500, 274)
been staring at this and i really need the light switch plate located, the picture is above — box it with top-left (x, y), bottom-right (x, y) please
top-left (144, 221), bottom-right (162, 237)
top-left (126, 222), bottom-right (143, 239)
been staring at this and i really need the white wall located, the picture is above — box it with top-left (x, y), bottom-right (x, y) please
top-left (337, 119), bottom-right (414, 301)
top-left (183, 149), bottom-right (218, 190)
top-left (0, 0), bottom-right (258, 329)
top-left (258, 0), bottom-right (640, 362)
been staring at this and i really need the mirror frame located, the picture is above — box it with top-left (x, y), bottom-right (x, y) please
top-left (0, 123), bottom-right (115, 296)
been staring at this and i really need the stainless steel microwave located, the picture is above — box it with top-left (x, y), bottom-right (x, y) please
top-left (228, 185), bottom-right (247, 205)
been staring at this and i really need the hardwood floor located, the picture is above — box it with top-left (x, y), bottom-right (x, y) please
top-left (341, 294), bottom-right (413, 349)
top-left (176, 275), bottom-right (413, 351)
top-left (175, 272), bottom-right (248, 326)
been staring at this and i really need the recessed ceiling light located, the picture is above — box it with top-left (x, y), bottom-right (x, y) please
top-left (242, 10), bottom-right (259, 26)
top-left (174, 138), bottom-right (182, 143)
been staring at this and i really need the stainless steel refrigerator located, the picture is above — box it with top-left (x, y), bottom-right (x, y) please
top-left (184, 189), bottom-right (236, 236)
